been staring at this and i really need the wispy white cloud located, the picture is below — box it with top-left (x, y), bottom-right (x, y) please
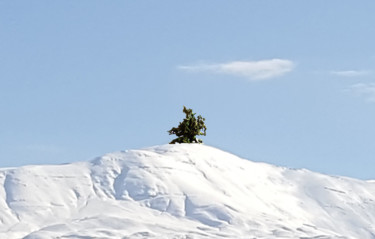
top-left (347, 83), bottom-right (375, 102)
top-left (330, 70), bottom-right (370, 77)
top-left (178, 59), bottom-right (295, 80)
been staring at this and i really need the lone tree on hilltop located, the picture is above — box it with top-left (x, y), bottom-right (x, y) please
top-left (168, 106), bottom-right (207, 144)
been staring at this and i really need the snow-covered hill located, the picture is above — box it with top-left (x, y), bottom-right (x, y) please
top-left (1, 144), bottom-right (375, 239)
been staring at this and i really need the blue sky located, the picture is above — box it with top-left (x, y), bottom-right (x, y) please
top-left (1, 1), bottom-right (375, 179)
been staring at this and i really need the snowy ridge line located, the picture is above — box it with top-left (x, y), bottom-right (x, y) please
top-left (0, 144), bottom-right (375, 239)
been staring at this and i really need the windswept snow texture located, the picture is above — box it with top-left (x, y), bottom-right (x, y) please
top-left (1, 144), bottom-right (375, 239)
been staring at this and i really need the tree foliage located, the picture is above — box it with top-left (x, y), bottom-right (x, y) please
top-left (168, 106), bottom-right (207, 144)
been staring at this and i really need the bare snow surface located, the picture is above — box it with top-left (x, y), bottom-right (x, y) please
top-left (1, 144), bottom-right (375, 239)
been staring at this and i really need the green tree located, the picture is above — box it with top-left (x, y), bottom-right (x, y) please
top-left (168, 106), bottom-right (207, 144)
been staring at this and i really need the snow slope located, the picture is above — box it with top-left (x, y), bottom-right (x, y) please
top-left (1, 144), bottom-right (375, 239)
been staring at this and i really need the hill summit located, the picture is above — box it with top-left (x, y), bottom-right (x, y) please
top-left (1, 144), bottom-right (375, 238)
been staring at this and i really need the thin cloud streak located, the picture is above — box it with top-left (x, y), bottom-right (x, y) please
top-left (347, 83), bottom-right (375, 102)
top-left (179, 59), bottom-right (295, 80)
top-left (330, 70), bottom-right (370, 77)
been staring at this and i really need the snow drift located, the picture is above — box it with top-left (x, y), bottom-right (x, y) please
top-left (0, 144), bottom-right (374, 238)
